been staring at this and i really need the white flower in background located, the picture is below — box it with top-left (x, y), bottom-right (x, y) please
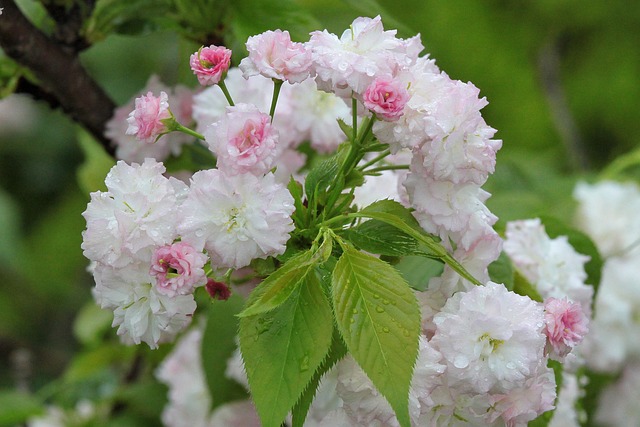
top-left (178, 169), bottom-right (294, 269)
top-left (574, 180), bottom-right (640, 258)
top-left (504, 218), bottom-right (593, 315)
top-left (81, 159), bottom-right (187, 269)
top-left (156, 328), bottom-right (212, 427)
top-left (93, 263), bottom-right (196, 348)
top-left (596, 362), bottom-right (640, 427)
top-left (27, 401), bottom-right (98, 427)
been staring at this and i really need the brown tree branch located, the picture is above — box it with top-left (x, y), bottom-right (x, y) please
top-left (0, 0), bottom-right (116, 156)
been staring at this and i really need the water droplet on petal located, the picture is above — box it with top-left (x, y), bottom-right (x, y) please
top-left (453, 354), bottom-right (469, 369)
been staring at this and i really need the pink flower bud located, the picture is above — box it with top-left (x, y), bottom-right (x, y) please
top-left (126, 91), bottom-right (172, 143)
top-left (543, 297), bottom-right (589, 360)
top-left (362, 77), bottom-right (409, 121)
top-left (150, 242), bottom-right (208, 297)
top-left (190, 45), bottom-right (232, 86)
top-left (239, 30), bottom-right (312, 83)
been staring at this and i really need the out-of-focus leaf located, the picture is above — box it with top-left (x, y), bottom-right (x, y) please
top-left (227, 0), bottom-right (321, 61)
top-left (63, 344), bottom-right (136, 383)
top-left (77, 129), bottom-right (115, 194)
top-left (0, 390), bottom-right (42, 426)
top-left (202, 295), bottom-right (248, 412)
top-left (73, 302), bottom-right (113, 346)
top-left (84, 0), bottom-right (173, 42)
top-left (488, 251), bottom-right (515, 291)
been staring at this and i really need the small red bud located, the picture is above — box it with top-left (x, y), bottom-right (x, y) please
top-left (205, 279), bottom-right (231, 301)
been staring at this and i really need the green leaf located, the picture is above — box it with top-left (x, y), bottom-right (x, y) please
top-left (513, 270), bottom-right (543, 302)
top-left (291, 326), bottom-right (348, 427)
top-left (355, 200), bottom-right (482, 286)
top-left (331, 245), bottom-right (421, 427)
top-left (202, 295), bottom-right (248, 411)
top-left (344, 219), bottom-right (420, 257)
top-left (394, 256), bottom-right (444, 291)
top-left (539, 215), bottom-right (603, 295)
top-left (288, 177), bottom-right (307, 227)
top-left (73, 302), bottom-right (113, 346)
top-left (239, 275), bottom-right (333, 427)
top-left (488, 251), bottom-right (515, 291)
top-left (238, 249), bottom-right (318, 317)
top-left (0, 390), bottom-right (42, 426)
top-left (305, 155), bottom-right (340, 202)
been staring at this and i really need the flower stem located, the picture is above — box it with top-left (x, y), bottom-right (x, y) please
top-left (357, 148), bottom-right (391, 171)
top-left (269, 79), bottom-right (284, 122)
top-left (218, 80), bottom-right (235, 107)
top-left (174, 123), bottom-right (205, 140)
top-left (363, 164), bottom-right (409, 174)
top-left (352, 97), bottom-right (358, 142)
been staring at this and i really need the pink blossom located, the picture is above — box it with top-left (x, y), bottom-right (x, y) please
top-left (239, 30), bottom-right (312, 83)
top-left (189, 45), bottom-right (232, 86)
top-left (543, 297), bottom-right (589, 360)
top-left (150, 242), bottom-right (208, 297)
top-left (126, 91), bottom-right (172, 143)
top-left (205, 103), bottom-right (278, 176)
top-left (363, 77), bottom-right (409, 121)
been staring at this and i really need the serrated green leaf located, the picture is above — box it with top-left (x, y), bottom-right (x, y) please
top-left (0, 390), bottom-right (42, 426)
top-left (488, 251), bottom-right (515, 291)
top-left (305, 155), bottom-right (340, 202)
top-left (331, 245), bottom-right (420, 427)
top-left (291, 325), bottom-right (348, 427)
top-left (239, 275), bottom-right (333, 427)
top-left (345, 219), bottom-right (420, 257)
top-left (202, 295), bottom-right (248, 411)
top-left (355, 200), bottom-right (482, 286)
top-left (539, 215), bottom-right (603, 295)
top-left (238, 249), bottom-right (318, 317)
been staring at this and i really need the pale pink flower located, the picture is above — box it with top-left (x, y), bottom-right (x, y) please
top-left (431, 281), bottom-right (546, 394)
top-left (205, 103), bottom-right (278, 176)
top-left (309, 15), bottom-right (423, 98)
top-left (150, 242), bottom-right (208, 297)
top-left (81, 159), bottom-right (187, 269)
top-left (190, 45), bottom-right (232, 86)
top-left (93, 263), bottom-right (196, 349)
top-left (362, 76), bottom-right (409, 121)
top-left (126, 91), bottom-right (172, 143)
top-left (178, 169), bottom-right (294, 269)
top-left (543, 297), bottom-right (589, 360)
top-left (239, 30), bottom-right (312, 83)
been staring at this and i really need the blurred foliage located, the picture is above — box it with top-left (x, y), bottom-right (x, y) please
top-left (0, 0), bottom-right (638, 423)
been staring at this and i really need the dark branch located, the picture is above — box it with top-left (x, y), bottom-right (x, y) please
top-left (0, 0), bottom-right (116, 156)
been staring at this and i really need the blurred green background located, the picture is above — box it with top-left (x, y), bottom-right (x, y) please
top-left (0, 0), bottom-right (638, 423)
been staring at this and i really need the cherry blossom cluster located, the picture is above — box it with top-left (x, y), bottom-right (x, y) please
top-left (87, 14), bottom-right (596, 426)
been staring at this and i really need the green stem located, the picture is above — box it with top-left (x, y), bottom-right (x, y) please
top-left (218, 80), bottom-right (235, 107)
top-left (269, 79), bottom-right (284, 121)
top-left (175, 123), bottom-right (205, 140)
top-left (363, 164), bottom-right (409, 174)
top-left (352, 97), bottom-right (358, 142)
top-left (357, 148), bottom-right (391, 171)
